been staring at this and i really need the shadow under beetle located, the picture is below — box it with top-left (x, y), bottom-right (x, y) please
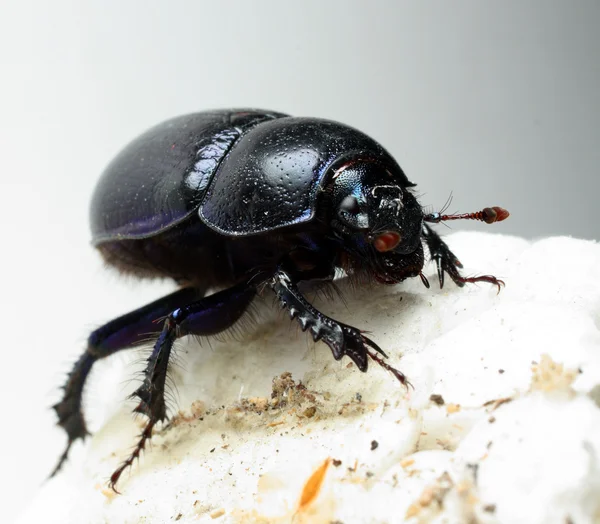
top-left (51, 109), bottom-right (509, 490)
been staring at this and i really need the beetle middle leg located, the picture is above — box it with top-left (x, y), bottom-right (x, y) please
top-left (270, 267), bottom-right (410, 387)
top-left (422, 224), bottom-right (504, 291)
top-left (109, 280), bottom-right (256, 491)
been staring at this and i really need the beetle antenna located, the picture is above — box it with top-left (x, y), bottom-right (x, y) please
top-left (424, 206), bottom-right (509, 225)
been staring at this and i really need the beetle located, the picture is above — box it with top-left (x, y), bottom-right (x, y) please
top-left (51, 109), bottom-right (508, 490)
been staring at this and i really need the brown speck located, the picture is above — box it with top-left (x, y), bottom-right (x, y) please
top-left (406, 471), bottom-right (454, 519)
top-left (100, 486), bottom-right (117, 500)
top-left (175, 513), bottom-right (182, 521)
top-left (466, 463), bottom-right (479, 484)
top-left (405, 503), bottom-right (420, 518)
top-left (210, 448), bottom-right (215, 453)
top-left (271, 371), bottom-right (295, 400)
top-left (488, 416), bottom-right (496, 423)
top-left (298, 458), bottom-right (331, 509)
top-left (332, 459), bottom-right (342, 467)
top-left (355, 392), bottom-right (362, 402)
top-left (370, 440), bottom-right (379, 451)
top-left (483, 504), bottom-right (496, 513)
top-left (346, 362), bottom-right (354, 369)
top-left (191, 400), bottom-right (206, 418)
top-left (483, 397), bottom-right (513, 411)
top-left (429, 394), bottom-right (445, 405)
top-left (531, 354), bottom-right (577, 393)
top-left (400, 457), bottom-right (415, 468)
top-left (366, 471), bottom-right (374, 478)
top-left (210, 508), bottom-right (225, 519)
top-left (418, 486), bottom-right (435, 506)
top-left (302, 406), bottom-right (317, 418)
top-left (498, 369), bottom-right (505, 374)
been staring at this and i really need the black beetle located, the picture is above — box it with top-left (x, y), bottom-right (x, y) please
top-left (52, 109), bottom-right (508, 490)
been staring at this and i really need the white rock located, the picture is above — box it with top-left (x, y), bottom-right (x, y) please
top-left (19, 233), bottom-right (600, 523)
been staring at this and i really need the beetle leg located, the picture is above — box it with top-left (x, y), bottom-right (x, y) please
top-left (270, 269), bottom-right (410, 386)
top-left (422, 224), bottom-right (504, 292)
top-left (51, 286), bottom-right (206, 479)
top-left (109, 281), bottom-right (256, 491)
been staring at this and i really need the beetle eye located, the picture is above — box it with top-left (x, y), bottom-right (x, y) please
top-left (373, 231), bottom-right (401, 252)
top-left (339, 195), bottom-right (361, 214)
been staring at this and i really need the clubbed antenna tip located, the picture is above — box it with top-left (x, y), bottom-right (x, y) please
top-left (424, 206), bottom-right (510, 225)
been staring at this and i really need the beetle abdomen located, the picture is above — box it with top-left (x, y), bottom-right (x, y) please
top-left (90, 109), bottom-right (287, 245)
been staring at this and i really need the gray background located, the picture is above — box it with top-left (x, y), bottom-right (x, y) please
top-left (1, 1), bottom-right (598, 521)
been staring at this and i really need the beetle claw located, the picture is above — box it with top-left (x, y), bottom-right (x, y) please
top-left (423, 224), bottom-right (503, 293)
top-left (361, 334), bottom-right (388, 359)
top-left (364, 346), bottom-right (411, 389)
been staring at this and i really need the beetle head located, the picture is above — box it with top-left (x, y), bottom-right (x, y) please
top-left (329, 161), bottom-right (424, 283)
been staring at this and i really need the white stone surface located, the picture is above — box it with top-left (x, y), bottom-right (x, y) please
top-left (19, 233), bottom-right (600, 523)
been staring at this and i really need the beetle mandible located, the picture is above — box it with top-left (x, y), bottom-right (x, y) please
top-left (51, 109), bottom-right (509, 490)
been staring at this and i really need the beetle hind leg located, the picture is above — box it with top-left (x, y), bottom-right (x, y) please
top-left (422, 224), bottom-right (504, 292)
top-left (108, 281), bottom-right (256, 491)
top-left (50, 287), bottom-right (206, 480)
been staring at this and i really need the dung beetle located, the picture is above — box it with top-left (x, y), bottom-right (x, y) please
top-left (51, 109), bottom-right (508, 490)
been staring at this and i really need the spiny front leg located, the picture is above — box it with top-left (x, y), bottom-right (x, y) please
top-left (270, 269), bottom-right (410, 387)
top-left (422, 224), bottom-right (504, 292)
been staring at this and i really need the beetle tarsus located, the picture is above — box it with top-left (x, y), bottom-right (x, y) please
top-left (453, 274), bottom-right (505, 294)
top-left (51, 352), bottom-right (95, 477)
top-left (49, 442), bottom-right (75, 480)
top-left (364, 347), bottom-right (412, 388)
top-left (111, 321), bottom-right (176, 489)
top-left (422, 224), bottom-right (503, 292)
top-left (109, 420), bottom-right (156, 492)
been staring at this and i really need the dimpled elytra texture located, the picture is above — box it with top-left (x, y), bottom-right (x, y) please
top-left (21, 232), bottom-right (600, 524)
